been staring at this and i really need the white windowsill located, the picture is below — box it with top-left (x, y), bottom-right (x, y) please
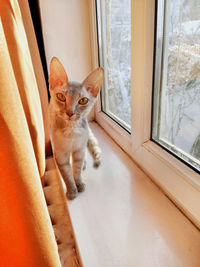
top-left (65, 122), bottom-right (200, 267)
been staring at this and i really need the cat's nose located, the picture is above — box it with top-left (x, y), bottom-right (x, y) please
top-left (66, 111), bottom-right (74, 117)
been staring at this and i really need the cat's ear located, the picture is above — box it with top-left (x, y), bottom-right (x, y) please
top-left (49, 57), bottom-right (68, 90)
top-left (82, 67), bottom-right (104, 97)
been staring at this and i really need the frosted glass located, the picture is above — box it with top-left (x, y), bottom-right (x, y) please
top-left (152, 0), bottom-right (200, 171)
top-left (97, 0), bottom-right (131, 130)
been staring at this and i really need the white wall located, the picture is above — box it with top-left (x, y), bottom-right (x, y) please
top-left (39, 0), bottom-right (94, 119)
top-left (39, 0), bottom-right (92, 82)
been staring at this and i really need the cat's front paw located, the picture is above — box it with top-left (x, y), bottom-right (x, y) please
top-left (93, 159), bottom-right (101, 168)
top-left (67, 188), bottom-right (78, 200)
top-left (76, 182), bottom-right (86, 192)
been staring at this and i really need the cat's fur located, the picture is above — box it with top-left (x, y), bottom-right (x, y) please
top-left (49, 57), bottom-right (104, 199)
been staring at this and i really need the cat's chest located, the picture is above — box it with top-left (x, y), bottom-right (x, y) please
top-left (64, 126), bottom-right (86, 141)
top-left (55, 124), bottom-right (88, 152)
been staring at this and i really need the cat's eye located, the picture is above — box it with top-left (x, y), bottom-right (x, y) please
top-left (56, 93), bottom-right (66, 102)
top-left (78, 97), bottom-right (88, 105)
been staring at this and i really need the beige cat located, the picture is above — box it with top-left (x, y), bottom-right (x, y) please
top-left (49, 57), bottom-right (104, 199)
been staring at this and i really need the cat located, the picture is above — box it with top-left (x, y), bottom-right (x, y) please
top-left (49, 57), bottom-right (104, 200)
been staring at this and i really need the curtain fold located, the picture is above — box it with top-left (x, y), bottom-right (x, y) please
top-left (0, 0), bottom-right (61, 266)
top-left (18, 0), bottom-right (51, 158)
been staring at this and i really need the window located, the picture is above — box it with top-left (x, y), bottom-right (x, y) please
top-left (152, 0), bottom-right (200, 172)
top-left (92, 0), bottom-right (200, 228)
top-left (96, 0), bottom-right (131, 131)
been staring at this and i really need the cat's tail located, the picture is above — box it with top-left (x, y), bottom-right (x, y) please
top-left (87, 126), bottom-right (101, 168)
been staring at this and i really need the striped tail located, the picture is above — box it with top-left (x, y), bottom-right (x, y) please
top-left (87, 126), bottom-right (101, 168)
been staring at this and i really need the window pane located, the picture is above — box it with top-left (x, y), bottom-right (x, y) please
top-left (96, 0), bottom-right (131, 131)
top-left (152, 0), bottom-right (200, 171)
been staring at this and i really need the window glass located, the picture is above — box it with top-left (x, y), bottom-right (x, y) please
top-left (97, 0), bottom-right (131, 131)
top-left (152, 0), bottom-right (200, 171)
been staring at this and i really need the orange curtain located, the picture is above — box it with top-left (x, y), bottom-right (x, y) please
top-left (0, 0), bottom-right (61, 266)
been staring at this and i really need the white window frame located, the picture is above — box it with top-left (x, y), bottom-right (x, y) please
top-left (89, 0), bottom-right (200, 228)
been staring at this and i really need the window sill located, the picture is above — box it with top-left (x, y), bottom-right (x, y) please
top-left (95, 109), bottom-right (200, 230)
top-left (65, 122), bottom-right (200, 267)
top-left (135, 140), bottom-right (200, 229)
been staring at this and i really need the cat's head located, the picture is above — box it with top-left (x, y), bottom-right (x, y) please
top-left (49, 57), bottom-right (104, 122)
